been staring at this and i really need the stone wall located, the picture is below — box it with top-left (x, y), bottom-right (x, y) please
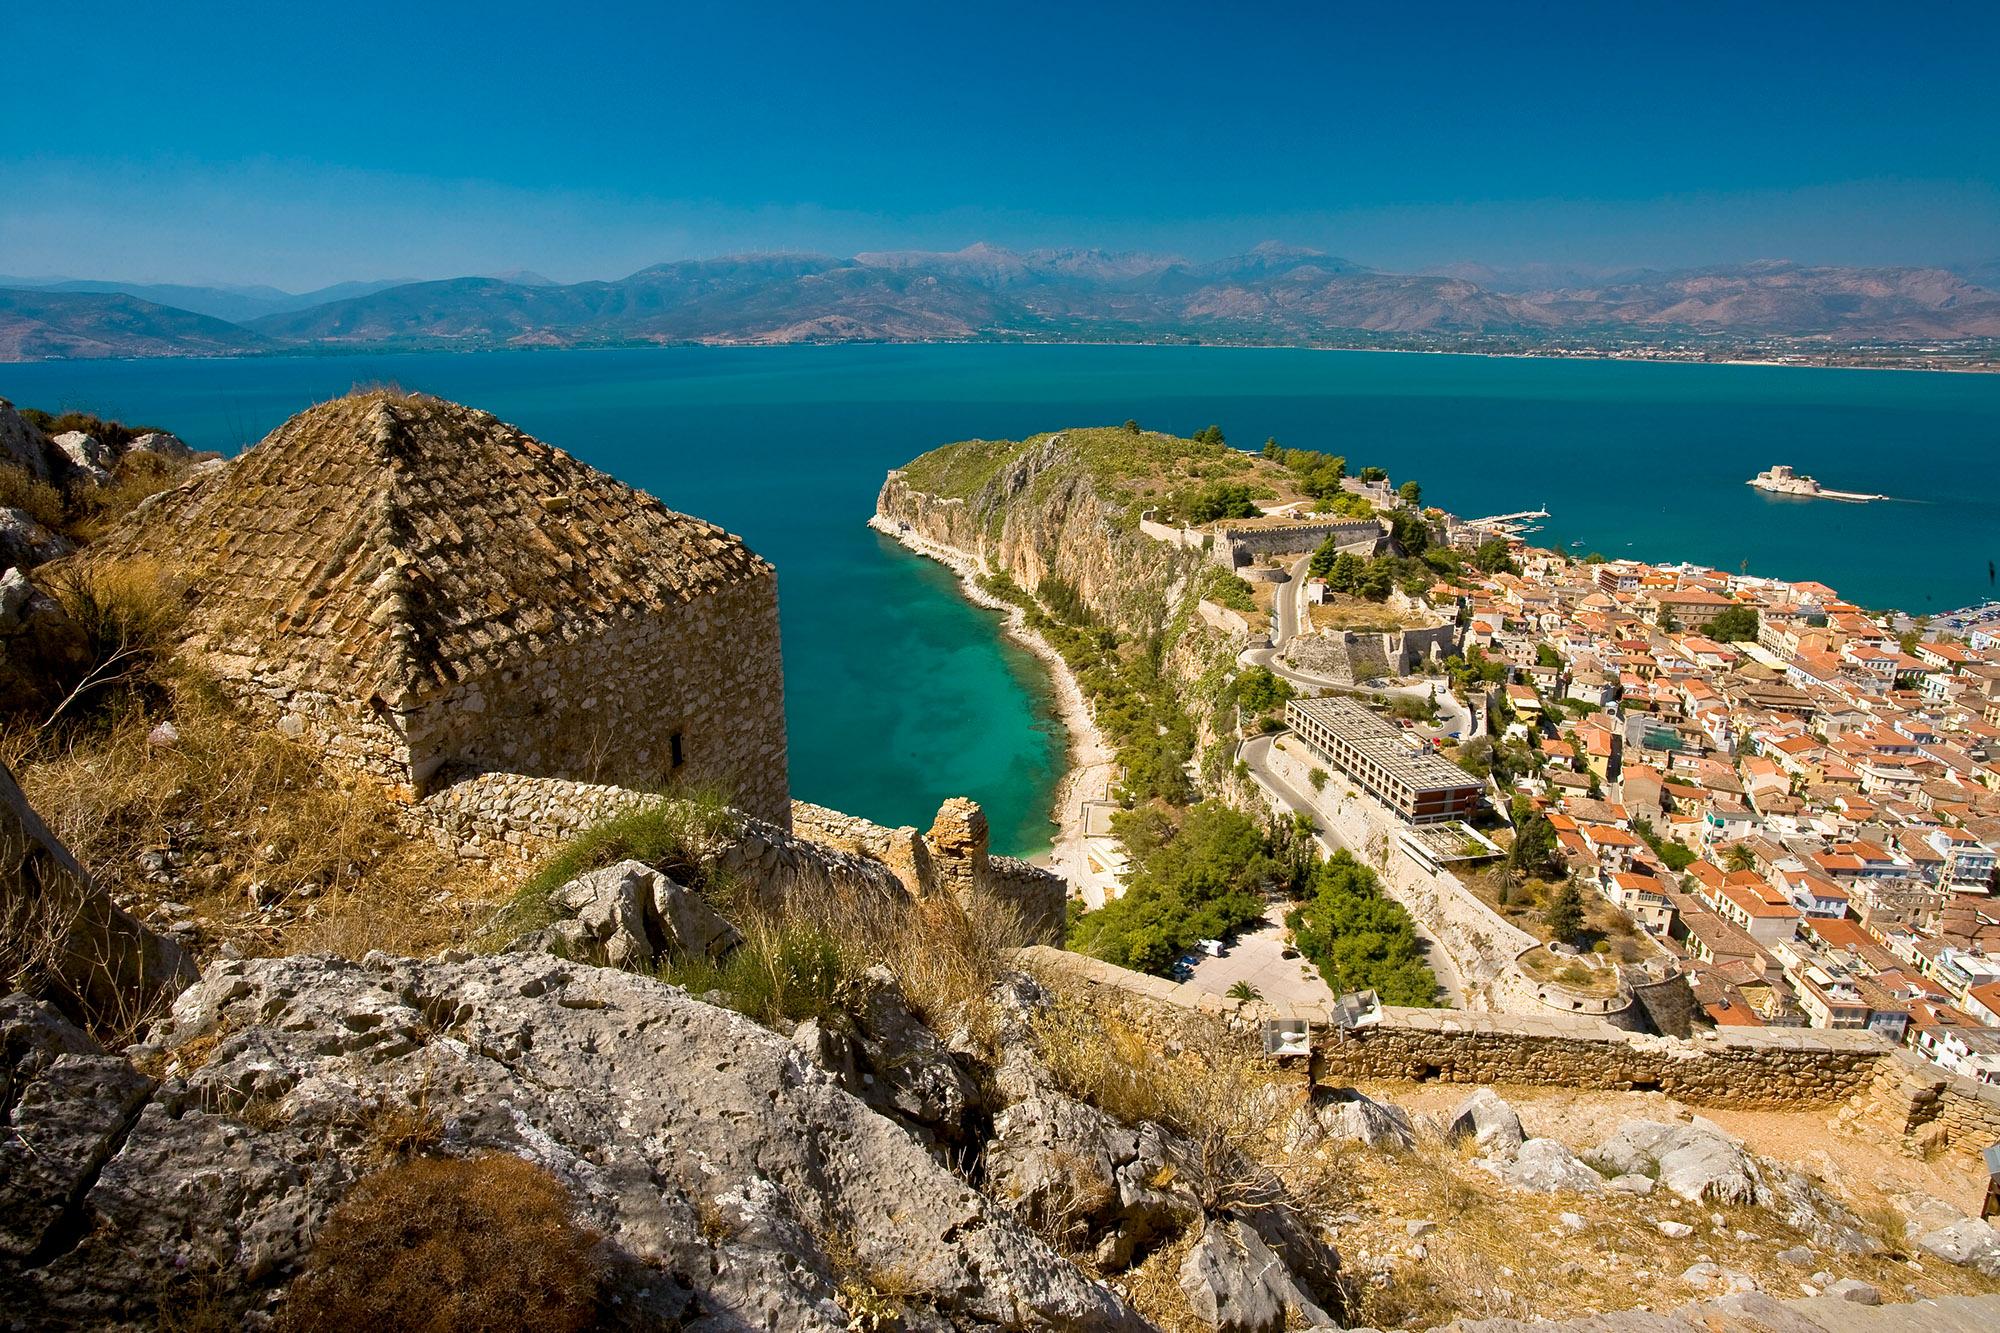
top-left (1214, 519), bottom-right (1382, 569)
top-left (414, 573), bottom-right (789, 828)
top-left (1022, 946), bottom-right (1892, 1111)
top-left (405, 771), bottom-right (903, 902)
top-left (1197, 598), bottom-right (1255, 637)
top-left (1280, 621), bottom-right (1458, 685)
top-left (1849, 1050), bottom-right (2000, 1162)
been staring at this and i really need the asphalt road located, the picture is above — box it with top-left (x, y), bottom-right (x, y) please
top-left (1238, 731), bottom-right (1469, 1009)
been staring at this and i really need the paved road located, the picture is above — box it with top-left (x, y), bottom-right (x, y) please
top-left (1237, 732), bottom-right (1468, 1008)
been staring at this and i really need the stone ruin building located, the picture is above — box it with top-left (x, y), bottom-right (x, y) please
top-left (83, 391), bottom-right (791, 827)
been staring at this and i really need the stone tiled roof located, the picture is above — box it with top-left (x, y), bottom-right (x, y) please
top-left (89, 392), bottom-right (770, 708)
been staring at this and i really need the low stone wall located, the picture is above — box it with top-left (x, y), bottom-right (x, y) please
top-left (1019, 945), bottom-right (1894, 1111)
top-left (1197, 599), bottom-right (1254, 636)
top-left (1281, 621), bottom-right (1458, 685)
top-left (405, 771), bottom-right (905, 902)
top-left (1317, 1008), bottom-right (1889, 1109)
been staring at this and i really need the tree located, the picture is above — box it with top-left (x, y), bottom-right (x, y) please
top-left (1123, 418), bottom-right (1140, 433)
top-left (1472, 538), bottom-right (1519, 574)
top-left (1725, 844), bottom-right (1757, 872)
top-left (1262, 437), bottom-right (1281, 457)
top-left (1194, 424), bottom-right (1226, 446)
top-left (1509, 812), bottom-right (1563, 882)
top-left (1707, 605), bottom-right (1759, 642)
top-left (1397, 479), bottom-right (1422, 507)
top-left (1067, 803), bottom-right (1277, 975)
top-left (1545, 881), bottom-right (1587, 946)
top-left (1359, 466), bottom-right (1388, 484)
top-left (1183, 481), bottom-right (1261, 524)
top-left (1286, 850), bottom-right (1439, 1005)
top-left (1535, 643), bottom-right (1563, 670)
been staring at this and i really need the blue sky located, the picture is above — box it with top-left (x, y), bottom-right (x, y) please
top-left (5, 0), bottom-right (1997, 288)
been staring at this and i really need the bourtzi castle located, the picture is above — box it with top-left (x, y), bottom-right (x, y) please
top-left (86, 392), bottom-right (792, 827)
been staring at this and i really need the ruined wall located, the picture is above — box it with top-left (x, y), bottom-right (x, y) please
top-left (406, 772), bottom-right (900, 901)
top-left (1847, 1050), bottom-right (2000, 1162)
top-left (1022, 945), bottom-right (1892, 1111)
top-left (1280, 622), bottom-right (1459, 686)
top-left (414, 573), bottom-right (789, 828)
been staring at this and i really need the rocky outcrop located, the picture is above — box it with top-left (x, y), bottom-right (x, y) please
top-left (2, 763), bottom-right (196, 1032)
top-left (0, 398), bottom-right (53, 481)
top-left (1, 511), bottom-right (74, 570)
top-left (1590, 1118), bottom-right (1766, 1205)
top-left (3, 952), bottom-right (1151, 1331)
top-left (1444, 1087), bottom-right (1524, 1156)
top-left (512, 858), bottom-right (741, 971)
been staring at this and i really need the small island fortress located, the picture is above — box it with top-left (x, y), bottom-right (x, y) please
top-left (1748, 463), bottom-right (1885, 502)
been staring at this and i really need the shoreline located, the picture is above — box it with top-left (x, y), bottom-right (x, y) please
top-left (866, 514), bottom-right (1116, 890)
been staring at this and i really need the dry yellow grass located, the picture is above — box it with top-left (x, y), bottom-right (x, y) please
top-left (4, 664), bottom-right (502, 963)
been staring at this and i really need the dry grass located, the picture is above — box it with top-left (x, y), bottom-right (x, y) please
top-left (1118, 1223), bottom-right (1204, 1333)
top-left (276, 1154), bottom-right (600, 1333)
top-left (4, 663), bottom-right (501, 963)
top-left (0, 460), bottom-right (65, 528)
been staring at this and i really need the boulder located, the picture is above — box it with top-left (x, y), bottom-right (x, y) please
top-left (1, 510), bottom-right (74, 571)
top-left (1487, 1137), bottom-right (1602, 1194)
top-left (1289, 1086), bottom-right (1414, 1151)
top-left (1918, 1218), bottom-right (2000, 1277)
top-left (1, 763), bottom-right (197, 1032)
top-left (50, 432), bottom-right (113, 487)
top-left (1679, 1261), bottom-right (1758, 1295)
top-left (0, 398), bottom-right (52, 481)
top-left (1822, 1278), bottom-right (1882, 1305)
top-left (544, 860), bottom-right (656, 969)
top-left (1178, 1218), bottom-right (1334, 1333)
top-left (0, 999), bottom-right (155, 1260)
top-left (846, 964), bottom-right (981, 1139)
top-left (5, 952), bottom-right (1149, 1331)
top-left (647, 865), bottom-right (741, 959)
top-left (1443, 1087), bottom-right (1524, 1156)
top-left (1590, 1119), bottom-right (1765, 1205)
top-left (985, 1089), bottom-right (1201, 1270)
top-left (125, 432), bottom-right (194, 464)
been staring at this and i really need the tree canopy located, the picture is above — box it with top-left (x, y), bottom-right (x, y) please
top-left (1068, 803), bottom-right (1282, 974)
top-left (1286, 850), bottom-right (1438, 1006)
top-left (1707, 605), bottom-right (1759, 642)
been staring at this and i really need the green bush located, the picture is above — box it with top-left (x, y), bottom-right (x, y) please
top-left (1285, 850), bottom-right (1438, 1006)
top-left (1068, 803), bottom-right (1280, 975)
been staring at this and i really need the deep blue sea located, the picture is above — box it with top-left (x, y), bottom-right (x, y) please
top-left (6, 345), bottom-right (1998, 853)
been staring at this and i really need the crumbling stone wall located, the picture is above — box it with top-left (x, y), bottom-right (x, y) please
top-left (1847, 1050), bottom-right (2000, 1162)
top-left (413, 573), bottom-right (788, 827)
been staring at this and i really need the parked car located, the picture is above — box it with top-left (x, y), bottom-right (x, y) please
top-left (1198, 938), bottom-right (1226, 958)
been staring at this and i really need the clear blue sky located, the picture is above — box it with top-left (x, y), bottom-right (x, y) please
top-left (6, 0), bottom-right (1997, 288)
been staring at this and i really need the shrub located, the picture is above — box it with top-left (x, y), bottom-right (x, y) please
top-left (1067, 803), bottom-right (1280, 975)
top-left (0, 462), bottom-right (64, 529)
top-left (277, 1154), bottom-right (598, 1333)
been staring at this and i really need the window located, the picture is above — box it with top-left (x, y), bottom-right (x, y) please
top-left (669, 731), bottom-right (685, 770)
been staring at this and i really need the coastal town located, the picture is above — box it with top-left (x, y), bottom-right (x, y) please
top-left (1131, 459), bottom-right (2000, 1084)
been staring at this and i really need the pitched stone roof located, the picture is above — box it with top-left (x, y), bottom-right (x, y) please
top-left (88, 392), bottom-right (771, 709)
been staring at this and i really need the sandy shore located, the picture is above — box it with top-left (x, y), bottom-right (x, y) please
top-left (868, 515), bottom-right (1116, 896)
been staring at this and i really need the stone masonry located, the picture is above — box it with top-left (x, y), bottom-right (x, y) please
top-left (75, 392), bottom-right (789, 825)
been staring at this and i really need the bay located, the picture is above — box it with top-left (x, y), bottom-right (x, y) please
top-left (6, 344), bottom-right (1998, 855)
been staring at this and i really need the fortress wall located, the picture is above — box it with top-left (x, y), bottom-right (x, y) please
top-left (413, 573), bottom-right (790, 828)
top-left (1019, 945), bottom-right (1892, 1111)
top-left (1214, 519), bottom-right (1382, 569)
top-left (1197, 599), bottom-right (1254, 636)
top-left (405, 773), bottom-right (903, 902)
top-left (1848, 1050), bottom-right (2000, 1162)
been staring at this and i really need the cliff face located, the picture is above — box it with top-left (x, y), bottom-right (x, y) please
top-left (876, 430), bottom-right (1196, 635)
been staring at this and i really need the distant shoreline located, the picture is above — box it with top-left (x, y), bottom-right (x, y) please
top-left (8, 334), bottom-right (1996, 375)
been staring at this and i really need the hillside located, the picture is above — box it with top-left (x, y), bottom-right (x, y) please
top-left (0, 288), bottom-right (275, 360)
top-left (8, 247), bottom-right (2000, 361)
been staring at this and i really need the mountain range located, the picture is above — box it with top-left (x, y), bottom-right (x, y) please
top-left (4, 244), bottom-right (1998, 362)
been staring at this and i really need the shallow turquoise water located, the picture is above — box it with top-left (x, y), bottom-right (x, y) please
top-left (6, 345), bottom-right (1998, 853)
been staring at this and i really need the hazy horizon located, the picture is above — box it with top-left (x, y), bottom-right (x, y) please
top-left (6, 2), bottom-right (1998, 291)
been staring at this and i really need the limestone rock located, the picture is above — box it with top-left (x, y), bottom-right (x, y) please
top-left (2, 763), bottom-right (197, 1031)
top-left (6, 952), bottom-right (1147, 1330)
top-left (1822, 1278), bottom-right (1882, 1304)
top-left (847, 964), bottom-right (980, 1139)
top-left (0, 398), bottom-right (53, 481)
top-left (1291, 1086), bottom-right (1415, 1151)
top-left (1606, 1173), bottom-right (1656, 1196)
top-left (1919, 1218), bottom-right (2000, 1277)
top-left (1178, 1217), bottom-right (1334, 1333)
top-left (1487, 1137), bottom-right (1602, 1195)
top-left (646, 864), bottom-right (741, 959)
top-left (1591, 1119), bottom-right (1765, 1205)
top-left (986, 1089), bottom-right (1200, 1270)
top-left (1, 510), bottom-right (74, 571)
top-left (1679, 1261), bottom-right (1758, 1295)
top-left (545, 860), bottom-right (656, 969)
top-left (125, 431), bottom-right (194, 463)
top-left (50, 431), bottom-right (113, 487)
top-left (1444, 1087), bottom-right (1524, 1156)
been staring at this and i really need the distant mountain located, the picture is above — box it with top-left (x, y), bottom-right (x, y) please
top-left (0, 275), bottom-right (416, 324)
top-left (6, 248), bottom-right (1999, 361)
top-left (0, 288), bottom-right (275, 360)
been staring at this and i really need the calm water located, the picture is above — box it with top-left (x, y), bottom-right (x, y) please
top-left (7, 346), bottom-right (1998, 852)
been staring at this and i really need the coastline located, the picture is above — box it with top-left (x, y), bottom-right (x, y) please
top-left (866, 514), bottom-right (1116, 888)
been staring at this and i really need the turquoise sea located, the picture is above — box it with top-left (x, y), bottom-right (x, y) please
top-left (6, 346), bottom-right (1998, 854)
